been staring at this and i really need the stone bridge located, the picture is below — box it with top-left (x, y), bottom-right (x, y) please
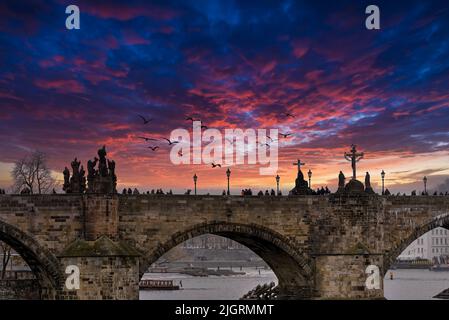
top-left (0, 193), bottom-right (448, 300)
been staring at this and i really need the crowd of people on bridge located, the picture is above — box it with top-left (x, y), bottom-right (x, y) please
top-left (237, 186), bottom-right (332, 197)
top-left (239, 189), bottom-right (278, 196)
top-left (3, 187), bottom-right (447, 197)
top-left (116, 186), bottom-right (449, 197)
top-left (121, 188), bottom-right (174, 195)
top-left (313, 187), bottom-right (332, 195)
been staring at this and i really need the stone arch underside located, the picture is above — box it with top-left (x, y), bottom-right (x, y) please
top-left (142, 221), bottom-right (314, 299)
top-left (384, 213), bottom-right (449, 275)
top-left (0, 219), bottom-right (62, 299)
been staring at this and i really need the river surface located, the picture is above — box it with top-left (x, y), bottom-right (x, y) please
top-left (140, 268), bottom-right (277, 300)
top-left (384, 269), bottom-right (449, 300)
top-left (139, 268), bottom-right (449, 300)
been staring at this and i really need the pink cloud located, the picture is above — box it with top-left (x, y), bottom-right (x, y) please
top-left (122, 30), bottom-right (151, 46)
top-left (83, 3), bottom-right (179, 21)
top-left (34, 79), bottom-right (85, 94)
top-left (38, 55), bottom-right (65, 68)
top-left (291, 39), bottom-right (309, 58)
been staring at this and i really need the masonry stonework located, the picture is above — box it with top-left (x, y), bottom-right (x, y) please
top-left (0, 279), bottom-right (40, 300)
top-left (84, 195), bottom-right (119, 240)
top-left (58, 256), bottom-right (139, 300)
top-left (0, 193), bottom-right (449, 299)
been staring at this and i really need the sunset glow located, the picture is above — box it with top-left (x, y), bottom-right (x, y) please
top-left (1, 0), bottom-right (449, 194)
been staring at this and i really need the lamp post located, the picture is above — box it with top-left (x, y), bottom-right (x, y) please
top-left (226, 168), bottom-right (231, 195)
top-left (423, 176), bottom-right (428, 195)
top-left (275, 175), bottom-right (280, 196)
top-left (307, 169), bottom-right (312, 189)
top-left (381, 170), bottom-right (385, 195)
top-left (193, 173), bottom-right (198, 195)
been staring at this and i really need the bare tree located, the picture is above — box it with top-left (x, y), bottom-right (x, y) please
top-left (0, 241), bottom-right (11, 279)
top-left (11, 151), bottom-right (57, 194)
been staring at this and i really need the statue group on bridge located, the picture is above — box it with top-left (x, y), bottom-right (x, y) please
top-left (58, 144), bottom-right (441, 197)
top-left (62, 158), bottom-right (86, 194)
top-left (289, 145), bottom-right (378, 196)
top-left (336, 145), bottom-right (375, 195)
top-left (63, 146), bottom-right (117, 194)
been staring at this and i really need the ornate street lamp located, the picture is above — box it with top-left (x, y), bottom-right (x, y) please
top-left (423, 176), bottom-right (428, 195)
top-left (275, 175), bottom-right (280, 196)
top-left (226, 168), bottom-right (231, 195)
top-left (307, 169), bottom-right (312, 189)
top-left (193, 173), bottom-right (198, 195)
top-left (381, 170), bottom-right (385, 195)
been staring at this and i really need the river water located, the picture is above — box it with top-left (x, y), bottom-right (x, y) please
top-left (384, 269), bottom-right (449, 300)
top-left (140, 268), bottom-right (277, 300)
top-left (140, 268), bottom-right (449, 300)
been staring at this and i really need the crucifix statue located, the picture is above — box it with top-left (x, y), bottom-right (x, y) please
top-left (290, 158), bottom-right (309, 194)
top-left (344, 144), bottom-right (364, 180)
top-left (293, 159), bottom-right (305, 172)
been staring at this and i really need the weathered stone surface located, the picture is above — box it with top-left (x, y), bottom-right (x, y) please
top-left (58, 255), bottom-right (139, 300)
top-left (0, 279), bottom-right (40, 299)
top-left (0, 194), bottom-right (449, 299)
top-left (84, 195), bottom-right (118, 240)
top-left (60, 236), bottom-right (141, 257)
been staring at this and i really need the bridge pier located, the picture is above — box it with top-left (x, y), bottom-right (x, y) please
top-left (314, 254), bottom-right (384, 299)
top-left (58, 254), bottom-right (140, 300)
top-left (84, 194), bottom-right (119, 241)
top-left (57, 195), bottom-right (141, 300)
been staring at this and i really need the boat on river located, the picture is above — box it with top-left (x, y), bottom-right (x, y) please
top-left (429, 264), bottom-right (449, 271)
top-left (139, 279), bottom-right (180, 290)
top-left (429, 256), bottom-right (449, 271)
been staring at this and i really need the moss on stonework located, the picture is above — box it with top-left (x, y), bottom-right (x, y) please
top-left (59, 236), bottom-right (141, 257)
top-left (346, 242), bottom-right (370, 255)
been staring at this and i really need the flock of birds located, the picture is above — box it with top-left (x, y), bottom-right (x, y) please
top-left (135, 112), bottom-right (296, 168)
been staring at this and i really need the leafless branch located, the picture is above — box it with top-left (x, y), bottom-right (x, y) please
top-left (0, 241), bottom-right (11, 279)
top-left (10, 151), bottom-right (57, 194)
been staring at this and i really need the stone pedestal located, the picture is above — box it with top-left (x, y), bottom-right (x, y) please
top-left (289, 169), bottom-right (313, 195)
top-left (89, 176), bottom-right (116, 194)
top-left (344, 179), bottom-right (365, 194)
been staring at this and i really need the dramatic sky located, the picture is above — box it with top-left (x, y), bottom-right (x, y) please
top-left (1, 0), bottom-right (449, 194)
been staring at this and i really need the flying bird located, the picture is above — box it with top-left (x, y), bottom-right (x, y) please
top-left (138, 136), bottom-right (158, 142)
top-left (138, 115), bottom-right (153, 124)
top-left (148, 146), bottom-right (159, 151)
top-left (279, 132), bottom-right (293, 138)
top-left (266, 135), bottom-right (273, 141)
top-left (284, 113), bottom-right (295, 118)
top-left (163, 138), bottom-right (179, 145)
top-left (211, 163), bottom-right (222, 168)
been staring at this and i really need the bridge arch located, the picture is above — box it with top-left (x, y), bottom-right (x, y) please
top-left (141, 221), bottom-right (314, 299)
top-left (0, 219), bottom-right (62, 299)
top-left (384, 213), bottom-right (449, 274)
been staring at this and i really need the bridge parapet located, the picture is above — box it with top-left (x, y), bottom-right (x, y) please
top-left (0, 194), bottom-right (84, 253)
